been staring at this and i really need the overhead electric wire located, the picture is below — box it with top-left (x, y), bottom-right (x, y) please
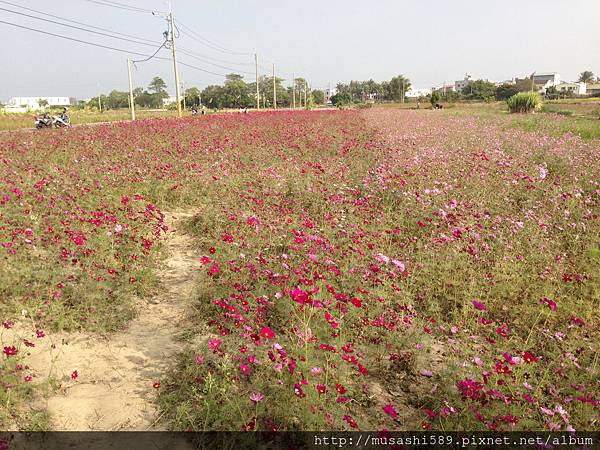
top-left (81, 0), bottom-right (157, 14)
top-left (131, 40), bottom-right (168, 64)
top-left (177, 48), bottom-right (255, 75)
top-left (0, 0), bottom-right (163, 45)
top-left (0, 6), bottom-right (160, 48)
top-left (175, 19), bottom-right (251, 56)
top-left (0, 19), bottom-right (157, 56)
top-left (0, 19), bottom-right (229, 78)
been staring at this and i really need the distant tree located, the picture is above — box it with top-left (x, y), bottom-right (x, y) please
top-left (132, 87), bottom-right (144, 97)
top-left (311, 89), bottom-right (325, 105)
top-left (106, 90), bottom-right (130, 109)
top-left (463, 79), bottom-right (496, 101)
top-left (388, 75), bottom-right (411, 102)
top-left (37, 98), bottom-right (48, 108)
top-left (184, 87), bottom-right (201, 106)
top-left (430, 90), bottom-right (441, 106)
top-left (495, 83), bottom-right (520, 100)
top-left (148, 77), bottom-right (168, 95)
top-left (331, 91), bottom-right (352, 106)
top-left (201, 85), bottom-right (226, 109)
top-left (578, 71), bottom-right (594, 83)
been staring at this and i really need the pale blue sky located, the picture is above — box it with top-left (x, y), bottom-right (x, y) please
top-left (1, 0), bottom-right (599, 101)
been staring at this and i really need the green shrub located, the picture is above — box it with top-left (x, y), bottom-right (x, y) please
top-left (507, 92), bottom-right (542, 113)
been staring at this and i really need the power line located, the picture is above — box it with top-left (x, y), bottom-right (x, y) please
top-left (132, 40), bottom-right (168, 64)
top-left (0, 0), bottom-right (163, 45)
top-left (0, 6), bottom-right (163, 48)
top-left (0, 19), bottom-right (229, 79)
top-left (81, 0), bottom-right (158, 14)
top-left (175, 19), bottom-right (251, 56)
top-left (177, 48), bottom-right (255, 75)
top-left (0, 19), bottom-right (156, 57)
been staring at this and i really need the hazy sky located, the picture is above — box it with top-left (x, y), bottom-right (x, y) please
top-left (1, 0), bottom-right (599, 101)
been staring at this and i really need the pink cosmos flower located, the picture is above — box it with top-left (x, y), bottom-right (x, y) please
top-left (249, 392), bottom-right (264, 403)
top-left (383, 404), bottom-right (398, 419)
top-left (472, 300), bottom-right (486, 311)
top-left (540, 297), bottom-right (557, 311)
top-left (209, 339), bottom-right (222, 349)
top-left (194, 355), bottom-right (205, 365)
top-left (3, 346), bottom-right (17, 357)
top-left (260, 326), bottom-right (275, 339)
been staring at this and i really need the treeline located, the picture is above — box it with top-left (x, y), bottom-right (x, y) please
top-left (332, 75), bottom-right (411, 105)
top-left (86, 74), bottom-right (324, 110)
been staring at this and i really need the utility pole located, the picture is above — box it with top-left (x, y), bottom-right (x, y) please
top-left (97, 82), bottom-right (102, 113)
top-left (531, 71), bottom-right (535, 92)
top-left (127, 58), bottom-right (135, 120)
top-left (272, 62), bottom-right (276, 110)
top-left (304, 81), bottom-right (307, 107)
top-left (168, 6), bottom-right (182, 118)
top-left (255, 53), bottom-right (260, 110)
top-left (292, 73), bottom-right (296, 109)
top-left (401, 79), bottom-right (405, 103)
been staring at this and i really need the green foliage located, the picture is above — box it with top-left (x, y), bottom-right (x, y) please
top-left (430, 90), bottom-right (441, 106)
top-left (507, 92), bottom-right (543, 113)
top-left (463, 80), bottom-right (496, 101)
top-left (578, 71), bottom-right (594, 83)
top-left (148, 76), bottom-right (168, 94)
top-left (495, 83), bottom-right (519, 100)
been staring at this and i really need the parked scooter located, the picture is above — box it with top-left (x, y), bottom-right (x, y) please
top-left (34, 113), bottom-right (53, 129)
top-left (53, 108), bottom-right (71, 128)
top-left (34, 108), bottom-right (71, 129)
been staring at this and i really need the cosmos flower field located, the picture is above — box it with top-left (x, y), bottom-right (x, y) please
top-left (1, 109), bottom-right (598, 431)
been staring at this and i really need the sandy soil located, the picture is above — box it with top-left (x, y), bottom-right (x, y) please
top-left (14, 211), bottom-right (199, 431)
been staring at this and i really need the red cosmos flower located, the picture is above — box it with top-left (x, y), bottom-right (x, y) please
top-left (316, 384), bottom-right (327, 394)
top-left (540, 297), bottom-right (557, 311)
top-left (343, 415), bottom-right (358, 429)
top-left (294, 383), bottom-right (306, 398)
top-left (569, 316), bottom-right (585, 327)
top-left (24, 375), bottom-right (33, 382)
top-left (383, 404), bottom-right (398, 419)
top-left (523, 352), bottom-right (538, 363)
top-left (153, 382), bottom-right (161, 389)
top-left (260, 326), bottom-right (275, 339)
top-left (472, 300), bottom-right (486, 311)
top-left (496, 323), bottom-right (510, 338)
top-left (336, 396), bottom-right (349, 403)
top-left (349, 297), bottom-right (362, 308)
top-left (2, 320), bottom-right (14, 329)
top-left (3, 346), bottom-right (17, 357)
top-left (208, 247), bottom-right (216, 254)
top-left (200, 256), bottom-right (211, 264)
top-left (71, 370), bottom-right (78, 380)
top-left (36, 329), bottom-right (45, 338)
top-left (208, 263), bottom-right (220, 276)
top-left (424, 409), bottom-right (437, 419)
top-left (239, 363), bottom-right (250, 375)
top-left (335, 383), bottom-right (346, 394)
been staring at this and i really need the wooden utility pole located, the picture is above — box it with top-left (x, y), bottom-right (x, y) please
top-left (304, 81), bottom-right (307, 107)
top-left (168, 8), bottom-right (182, 118)
top-left (255, 53), bottom-right (260, 109)
top-left (531, 71), bottom-right (535, 92)
top-left (127, 58), bottom-right (135, 120)
top-left (272, 63), bottom-right (276, 109)
top-left (292, 73), bottom-right (296, 108)
top-left (97, 82), bottom-right (102, 113)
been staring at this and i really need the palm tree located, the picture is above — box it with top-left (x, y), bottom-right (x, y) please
top-left (578, 71), bottom-right (594, 83)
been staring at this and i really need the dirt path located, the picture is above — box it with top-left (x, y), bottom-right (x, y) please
top-left (22, 211), bottom-right (198, 431)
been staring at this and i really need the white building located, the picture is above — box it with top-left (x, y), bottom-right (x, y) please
top-left (454, 74), bottom-right (472, 93)
top-left (554, 82), bottom-right (586, 96)
top-left (2, 96), bottom-right (71, 113)
top-left (405, 88), bottom-right (432, 98)
top-left (162, 96), bottom-right (178, 107)
top-left (532, 72), bottom-right (560, 86)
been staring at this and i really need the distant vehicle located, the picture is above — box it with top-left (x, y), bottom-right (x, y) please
top-left (34, 108), bottom-right (71, 129)
top-left (34, 113), bottom-right (53, 129)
